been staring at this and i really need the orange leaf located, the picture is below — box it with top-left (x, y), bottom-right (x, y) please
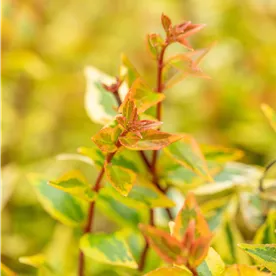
top-left (189, 235), bottom-right (212, 267)
top-left (139, 224), bottom-right (188, 265)
top-left (92, 125), bottom-right (122, 153)
top-left (119, 129), bottom-right (182, 151)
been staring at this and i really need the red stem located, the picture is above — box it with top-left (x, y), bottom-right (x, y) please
top-left (138, 43), bottom-right (170, 272)
top-left (152, 44), bottom-right (168, 177)
top-left (78, 151), bottom-right (116, 276)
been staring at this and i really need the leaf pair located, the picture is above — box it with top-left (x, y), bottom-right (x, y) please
top-left (140, 193), bottom-right (212, 270)
top-left (161, 13), bottom-right (206, 49)
top-left (163, 46), bottom-right (212, 89)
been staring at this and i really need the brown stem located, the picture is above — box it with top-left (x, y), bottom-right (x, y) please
top-left (152, 43), bottom-right (168, 180)
top-left (78, 150), bottom-right (117, 276)
top-left (138, 43), bottom-right (170, 272)
top-left (139, 151), bottom-right (151, 171)
top-left (113, 90), bottom-right (122, 106)
top-left (138, 209), bottom-right (154, 271)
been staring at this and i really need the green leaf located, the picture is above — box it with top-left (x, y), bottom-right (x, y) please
top-left (112, 151), bottom-right (140, 173)
top-left (261, 103), bottom-right (276, 132)
top-left (119, 129), bottom-right (182, 151)
top-left (129, 79), bottom-right (165, 113)
top-left (92, 125), bottom-right (122, 153)
top-left (147, 33), bottom-right (164, 59)
top-left (191, 181), bottom-right (250, 204)
top-left (164, 135), bottom-right (212, 181)
top-left (119, 79), bottom-right (165, 114)
top-left (238, 243), bottom-right (276, 273)
top-left (28, 174), bottom-right (86, 227)
top-left (213, 162), bottom-right (262, 183)
top-left (158, 152), bottom-right (204, 190)
top-left (78, 145), bottom-right (105, 168)
top-left (145, 267), bottom-right (192, 276)
top-left (84, 66), bottom-right (127, 125)
top-left (197, 247), bottom-right (225, 276)
top-left (120, 54), bottom-right (140, 87)
top-left (254, 210), bottom-right (276, 244)
top-left (56, 153), bottom-right (94, 166)
top-left (80, 232), bottom-right (138, 269)
top-left (212, 216), bottom-right (251, 264)
top-left (1, 263), bottom-right (16, 276)
top-left (139, 224), bottom-right (187, 265)
top-left (97, 187), bottom-right (148, 227)
top-left (224, 264), bottom-right (272, 275)
top-left (201, 145), bottom-right (244, 163)
top-left (19, 254), bottom-right (46, 268)
top-left (128, 176), bottom-right (175, 208)
top-left (105, 164), bottom-right (136, 196)
top-left (48, 170), bottom-right (96, 202)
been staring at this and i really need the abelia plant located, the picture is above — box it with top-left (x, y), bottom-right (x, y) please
top-left (4, 13), bottom-right (276, 276)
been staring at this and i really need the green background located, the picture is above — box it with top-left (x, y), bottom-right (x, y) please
top-left (2, 0), bottom-right (276, 274)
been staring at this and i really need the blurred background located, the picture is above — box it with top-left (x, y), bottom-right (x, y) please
top-left (1, 0), bottom-right (276, 274)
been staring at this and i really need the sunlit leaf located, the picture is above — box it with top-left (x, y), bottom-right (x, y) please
top-left (261, 104), bottom-right (276, 132)
top-left (164, 135), bottom-right (212, 181)
top-left (56, 153), bottom-right (94, 166)
top-left (119, 129), bottom-right (182, 151)
top-left (77, 145), bottom-right (105, 168)
top-left (189, 236), bottom-right (212, 267)
top-left (212, 216), bottom-right (251, 264)
top-left (119, 79), bottom-right (165, 114)
top-left (163, 49), bottom-right (210, 89)
top-left (254, 210), bottom-right (276, 244)
top-left (120, 54), bottom-right (140, 88)
top-left (19, 254), bottom-right (46, 268)
top-left (92, 125), bottom-right (122, 153)
top-left (173, 193), bottom-right (199, 240)
top-left (128, 176), bottom-right (175, 208)
top-left (238, 243), bottom-right (276, 273)
top-left (201, 145), bottom-right (244, 163)
top-left (48, 170), bottom-right (96, 202)
top-left (192, 181), bottom-right (251, 204)
top-left (145, 266), bottom-right (192, 276)
top-left (84, 66), bottom-right (128, 125)
top-left (224, 264), bottom-right (272, 276)
top-left (29, 174), bottom-right (86, 227)
top-left (173, 193), bottom-right (212, 267)
top-left (213, 162), bottom-right (262, 183)
top-left (80, 231), bottom-right (138, 269)
top-left (105, 164), bottom-right (136, 196)
top-left (1, 263), bottom-right (16, 276)
top-left (139, 224), bottom-right (187, 265)
top-left (197, 247), bottom-right (225, 276)
top-left (147, 33), bottom-right (164, 59)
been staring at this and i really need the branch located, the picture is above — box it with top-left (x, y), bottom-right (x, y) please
top-left (138, 43), bottom-right (171, 272)
top-left (78, 150), bottom-right (117, 276)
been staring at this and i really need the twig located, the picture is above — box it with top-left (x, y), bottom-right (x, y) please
top-left (259, 159), bottom-right (276, 192)
top-left (138, 43), bottom-right (170, 272)
top-left (78, 150), bottom-right (117, 276)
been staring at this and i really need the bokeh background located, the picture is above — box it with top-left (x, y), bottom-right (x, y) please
top-left (2, 0), bottom-right (276, 274)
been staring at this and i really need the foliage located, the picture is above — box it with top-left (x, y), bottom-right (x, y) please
top-left (2, 8), bottom-right (276, 276)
